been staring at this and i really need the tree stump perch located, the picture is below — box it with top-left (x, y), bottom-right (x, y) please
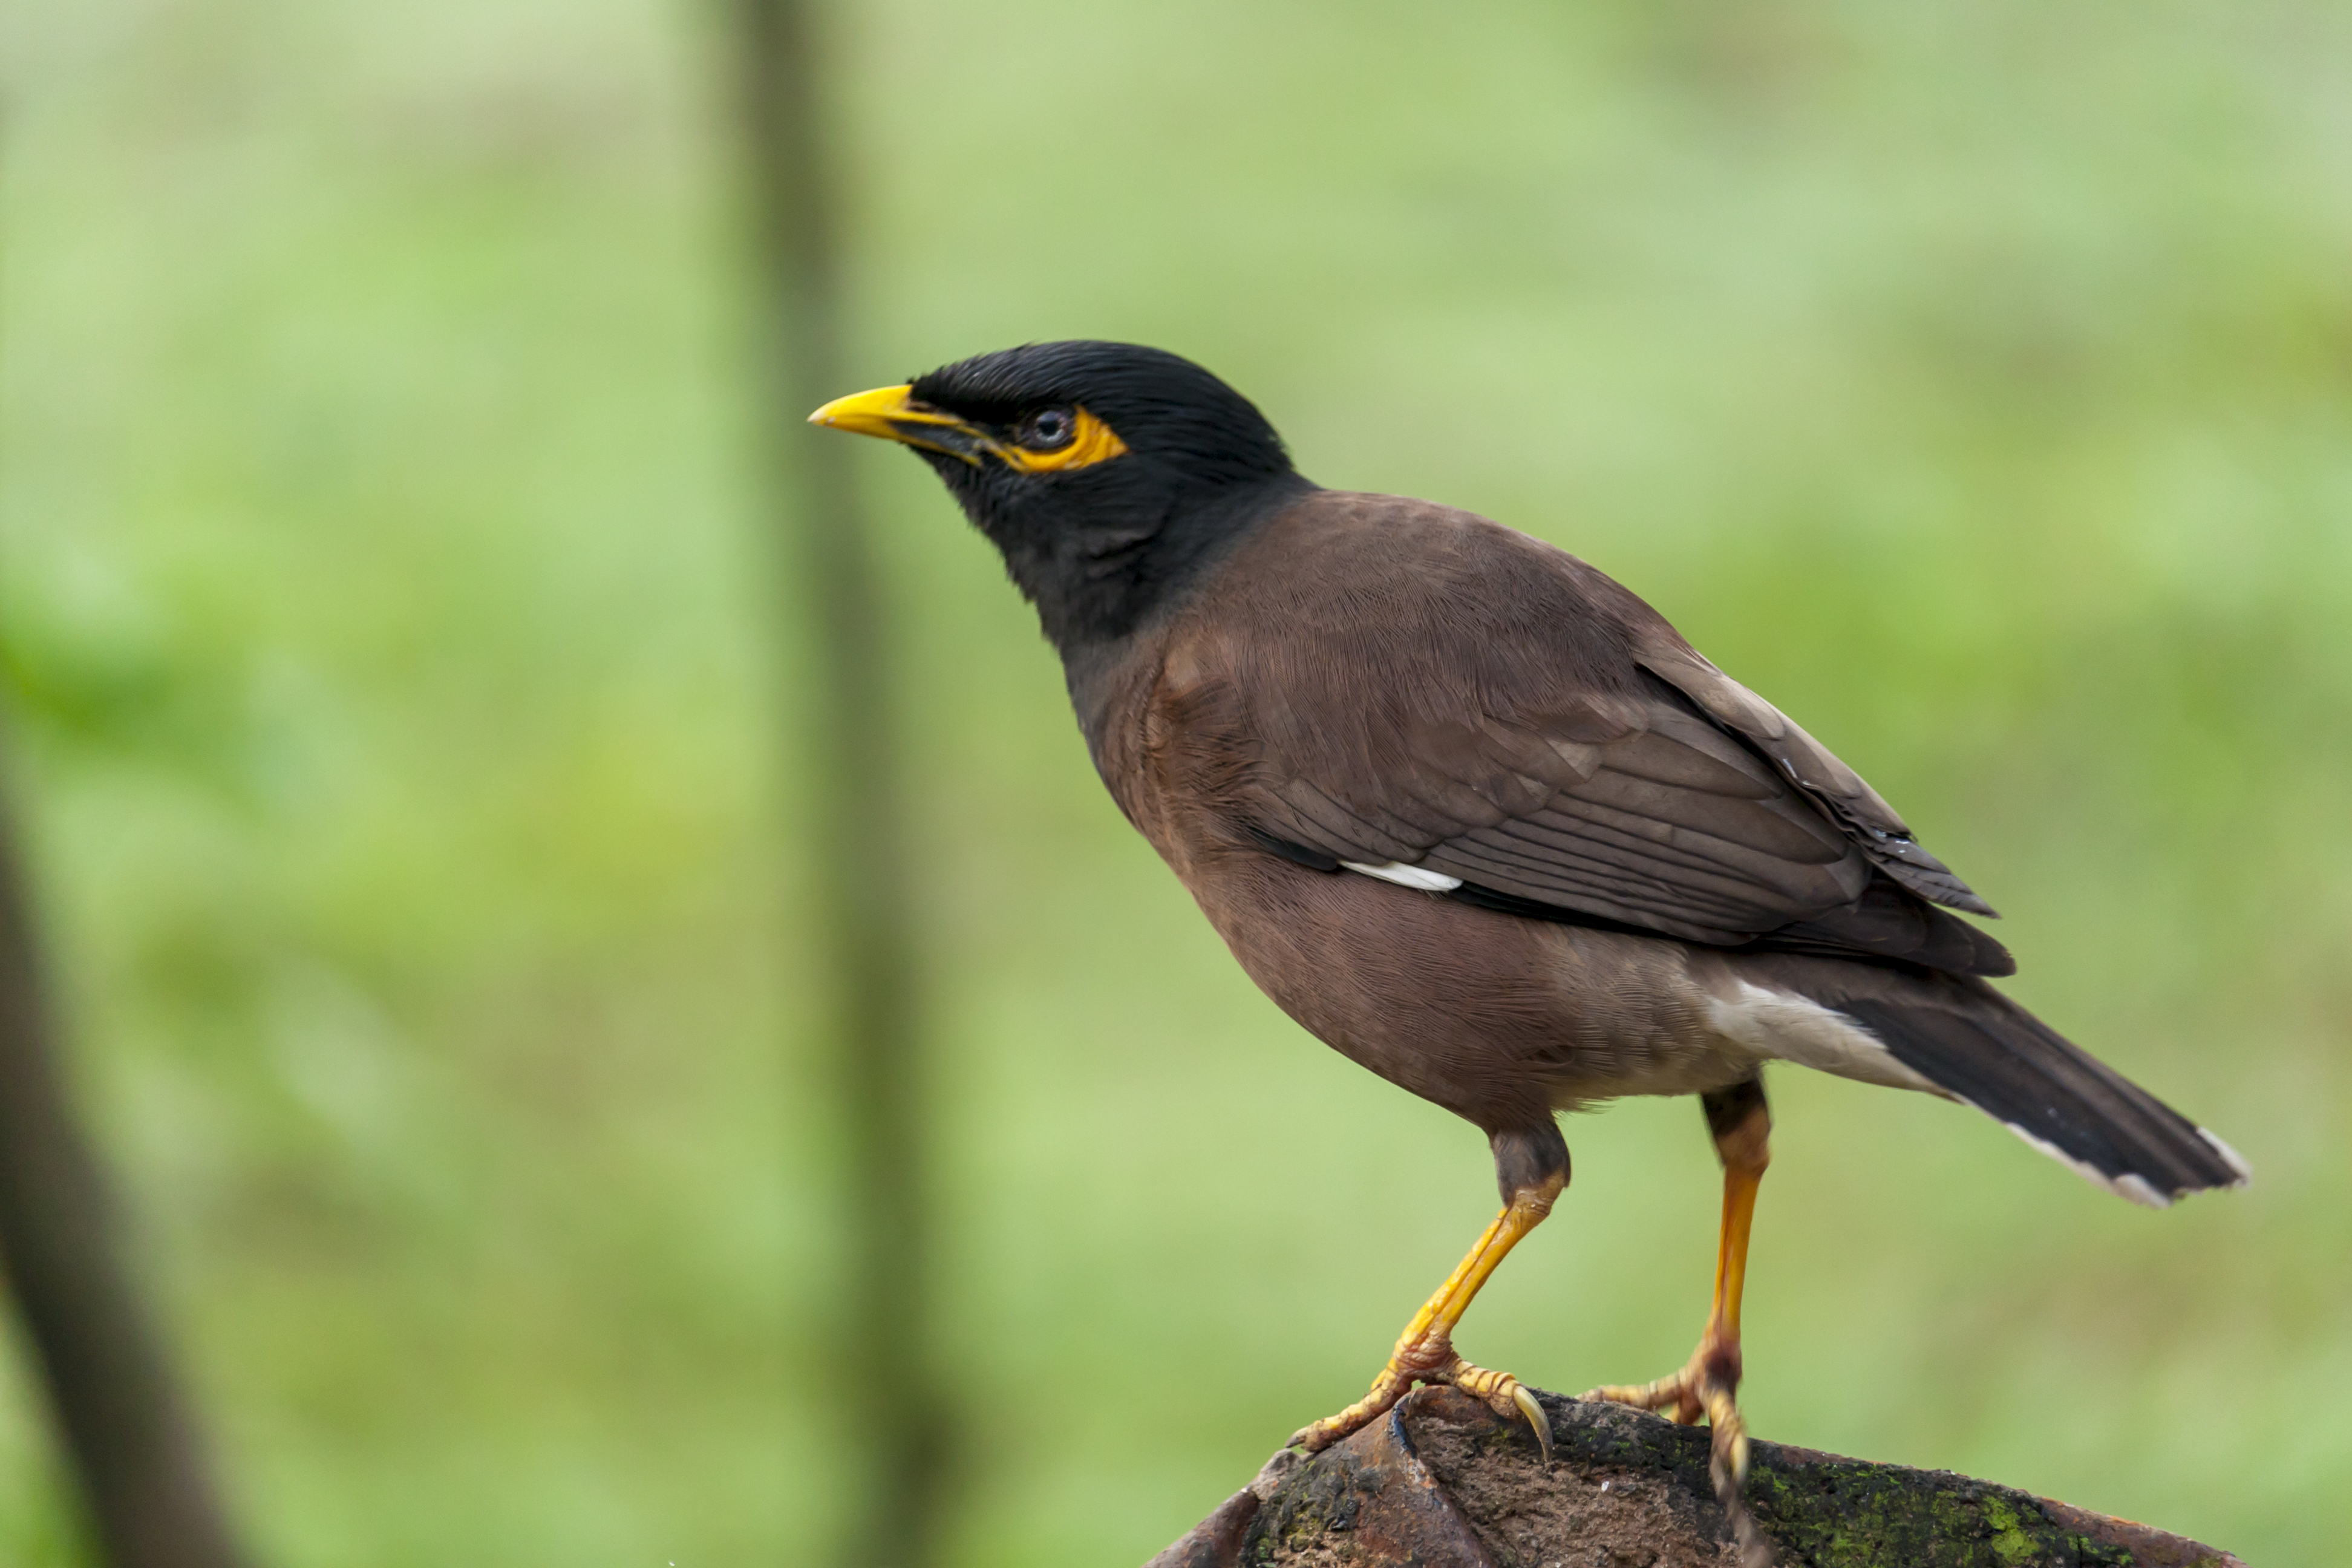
top-left (1146, 1386), bottom-right (2241, 1568)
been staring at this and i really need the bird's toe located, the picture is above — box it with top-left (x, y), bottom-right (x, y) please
top-left (1581, 1367), bottom-right (1708, 1425)
top-left (1445, 1357), bottom-right (1553, 1464)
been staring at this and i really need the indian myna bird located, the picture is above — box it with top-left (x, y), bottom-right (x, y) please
top-left (809, 341), bottom-right (2249, 1527)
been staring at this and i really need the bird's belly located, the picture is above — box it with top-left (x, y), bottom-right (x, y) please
top-left (1181, 852), bottom-right (1756, 1129)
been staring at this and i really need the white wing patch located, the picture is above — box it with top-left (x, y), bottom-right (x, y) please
top-left (1342, 860), bottom-right (1464, 893)
top-left (1706, 981), bottom-right (1945, 1094)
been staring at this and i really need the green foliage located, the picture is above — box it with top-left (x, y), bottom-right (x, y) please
top-left (0, 0), bottom-right (2345, 1563)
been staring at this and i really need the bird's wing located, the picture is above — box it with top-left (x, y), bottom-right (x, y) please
top-left (1154, 491), bottom-right (2004, 971)
top-left (1631, 641), bottom-right (1995, 917)
top-left (1232, 661), bottom-right (1885, 947)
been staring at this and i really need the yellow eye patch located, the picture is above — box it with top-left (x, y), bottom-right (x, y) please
top-left (809, 385), bottom-right (1129, 474)
top-left (997, 407), bottom-right (1129, 474)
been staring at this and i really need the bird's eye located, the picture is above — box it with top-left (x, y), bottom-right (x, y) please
top-left (1018, 408), bottom-right (1076, 450)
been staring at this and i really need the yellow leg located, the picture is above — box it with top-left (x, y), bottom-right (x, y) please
top-left (1291, 1166), bottom-right (1565, 1460)
top-left (1585, 1079), bottom-right (1771, 1497)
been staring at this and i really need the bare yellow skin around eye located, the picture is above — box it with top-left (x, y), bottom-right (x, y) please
top-left (806, 385), bottom-right (1129, 472)
top-left (998, 407), bottom-right (1129, 473)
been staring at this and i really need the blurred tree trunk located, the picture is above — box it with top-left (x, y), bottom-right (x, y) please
top-left (727, 5), bottom-right (946, 1567)
top-left (0, 106), bottom-right (250, 1568)
top-left (0, 743), bottom-right (249, 1568)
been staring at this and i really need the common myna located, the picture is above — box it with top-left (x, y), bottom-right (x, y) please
top-left (809, 341), bottom-right (2249, 1533)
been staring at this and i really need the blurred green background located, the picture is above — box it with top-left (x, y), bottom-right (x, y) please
top-left (1, 0), bottom-right (2347, 1563)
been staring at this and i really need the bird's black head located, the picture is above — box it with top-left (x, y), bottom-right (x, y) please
top-left (811, 341), bottom-right (1312, 648)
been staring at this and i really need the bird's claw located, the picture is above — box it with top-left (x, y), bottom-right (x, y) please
top-left (1291, 1336), bottom-right (1552, 1464)
top-left (1512, 1382), bottom-right (1555, 1466)
top-left (1442, 1356), bottom-right (1553, 1463)
top-left (1583, 1361), bottom-right (1746, 1481)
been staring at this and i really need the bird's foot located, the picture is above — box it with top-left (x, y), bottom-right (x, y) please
top-left (1584, 1341), bottom-right (1769, 1564)
top-left (1291, 1330), bottom-right (1552, 1464)
top-left (1582, 1348), bottom-right (1747, 1485)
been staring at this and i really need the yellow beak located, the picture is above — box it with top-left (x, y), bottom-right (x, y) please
top-left (806, 384), bottom-right (986, 465)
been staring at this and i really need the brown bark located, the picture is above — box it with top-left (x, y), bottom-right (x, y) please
top-left (1150, 1385), bottom-right (2240, 1568)
top-left (0, 751), bottom-right (249, 1567)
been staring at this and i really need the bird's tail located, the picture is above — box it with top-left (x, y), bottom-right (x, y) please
top-left (1756, 961), bottom-right (2250, 1207)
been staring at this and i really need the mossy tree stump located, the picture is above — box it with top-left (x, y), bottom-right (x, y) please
top-left (1148, 1387), bottom-right (2241, 1568)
